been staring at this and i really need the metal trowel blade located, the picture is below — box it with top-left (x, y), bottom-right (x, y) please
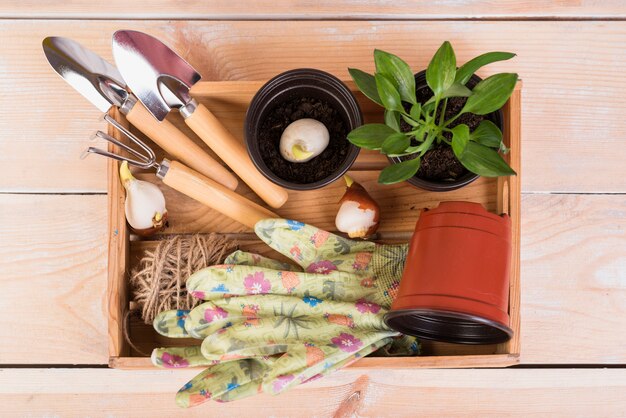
top-left (112, 30), bottom-right (202, 121)
top-left (42, 36), bottom-right (128, 113)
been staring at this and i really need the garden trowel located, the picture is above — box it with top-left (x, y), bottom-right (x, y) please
top-left (112, 30), bottom-right (288, 209)
top-left (42, 36), bottom-right (238, 191)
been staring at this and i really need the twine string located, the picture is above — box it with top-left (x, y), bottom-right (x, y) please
top-left (129, 233), bottom-right (238, 325)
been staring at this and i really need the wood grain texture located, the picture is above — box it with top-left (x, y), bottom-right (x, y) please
top-left (0, 194), bottom-right (108, 364)
top-left (2, 21), bottom-right (626, 192)
top-left (1, 1), bottom-right (625, 19)
top-left (107, 108), bottom-right (130, 359)
top-left (1, 368), bottom-right (625, 417)
top-left (497, 88), bottom-right (522, 356)
top-left (520, 193), bottom-right (626, 363)
top-left (111, 354), bottom-right (518, 370)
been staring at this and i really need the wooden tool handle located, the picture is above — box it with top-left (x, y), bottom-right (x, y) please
top-left (185, 103), bottom-right (289, 209)
top-left (126, 102), bottom-right (239, 191)
top-left (161, 160), bottom-right (278, 229)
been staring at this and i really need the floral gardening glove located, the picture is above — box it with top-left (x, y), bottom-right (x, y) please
top-left (151, 219), bottom-right (420, 408)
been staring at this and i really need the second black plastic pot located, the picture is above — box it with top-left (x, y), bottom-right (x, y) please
top-left (388, 70), bottom-right (504, 192)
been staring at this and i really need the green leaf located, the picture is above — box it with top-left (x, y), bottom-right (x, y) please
top-left (441, 83), bottom-right (472, 99)
top-left (349, 68), bottom-right (382, 106)
top-left (426, 41), bottom-right (456, 97)
top-left (457, 141), bottom-right (516, 177)
top-left (374, 49), bottom-right (417, 105)
top-left (425, 82), bottom-right (472, 105)
top-left (384, 110), bottom-right (401, 132)
top-left (347, 124), bottom-right (396, 150)
top-left (455, 52), bottom-right (516, 85)
top-left (422, 101), bottom-right (435, 115)
top-left (462, 73), bottom-right (518, 115)
top-left (412, 125), bottom-right (427, 142)
top-left (410, 103), bottom-right (421, 120)
top-left (450, 124), bottom-right (470, 158)
top-left (401, 114), bottom-right (419, 127)
top-left (388, 144), bottom-right (421, 157)
top-left (375, 73), bottom-right (403, 112)
top-left (470, 120), bottom-right (502, 148)
top-left (450, 122), bottom-right (513, 177)
top-left (379, 157), bottom-right (421, 184)
top-left (382, 132), bottom-right (410, 155)
top-left (417, 129), bottom-right (438, 154)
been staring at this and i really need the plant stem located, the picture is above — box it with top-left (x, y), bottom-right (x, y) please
top-left (419, 131), bottom-right (437, 156)
top-left (444, 112), bottom-right (462, 127)
top-left (438, 98), bottom-right (448, 126)
top-left (432, 96), bottom-right (441, 123)
top-left (434, 98), bottom-right (448, 144)
top-left (427, 96), bottom-right (441, 140)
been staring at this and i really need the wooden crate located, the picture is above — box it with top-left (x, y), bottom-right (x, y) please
top-left (107, 80), bottom-right (522, 369)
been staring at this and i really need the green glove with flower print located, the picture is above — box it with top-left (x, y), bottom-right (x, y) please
top-left (152, 219), bottom-right (419, 408)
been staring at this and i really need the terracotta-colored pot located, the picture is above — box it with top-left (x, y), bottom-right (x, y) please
top-left (384, 201), bottom-right (513, 344)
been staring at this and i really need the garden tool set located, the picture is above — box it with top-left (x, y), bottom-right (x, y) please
top-left (43, 34), bottom-right (286, 228)
top-left (42, 36), bottom-right (239, 191)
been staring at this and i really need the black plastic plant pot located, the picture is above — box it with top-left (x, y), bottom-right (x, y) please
top-left (388, 70), bottom-right (504, 192)
top-left (245, 69), bottom-right (362, 190)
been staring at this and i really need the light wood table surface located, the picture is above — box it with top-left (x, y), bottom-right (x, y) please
top-left (0, 2), bottom-right (625, 416)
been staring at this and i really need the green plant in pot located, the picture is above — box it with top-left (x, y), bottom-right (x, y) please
top-left (347, 41), bottom-right (518, 190)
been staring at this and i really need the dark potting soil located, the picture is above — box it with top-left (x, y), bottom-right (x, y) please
top-left (259, 97), bottom-right (349, 184)
top-left (399, 84), bottom-right (488, 182)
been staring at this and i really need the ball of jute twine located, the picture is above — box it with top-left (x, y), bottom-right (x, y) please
top-left (130, 233), bottom-right (238, 325)
top-left (125, 234), bottom-right (238, 356)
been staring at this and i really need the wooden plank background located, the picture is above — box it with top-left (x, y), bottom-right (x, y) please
top-left (1, 369), bottom-right (625, 416)
top-left (0, 195), bottom-right (108, 364)
top-left (0, 1), bottom-right (624, 415)
top-left (2, 1), bottom-right (626, 19)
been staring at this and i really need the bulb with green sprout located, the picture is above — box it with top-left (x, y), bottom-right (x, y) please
top-left (279, 118), bottom-right (329, 162)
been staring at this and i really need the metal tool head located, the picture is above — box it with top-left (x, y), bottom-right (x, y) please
top-left (82, 114), bottom-right (158, 170)
top-left (112, 30), bottom-right (202, 121)
top-left (42, 36), bottom-right (129, 113)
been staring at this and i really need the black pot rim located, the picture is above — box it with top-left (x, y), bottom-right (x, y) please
top-left (389, 70), bottom-right (504, 192)
top-left (384, 308), bottom-right (513, 345)
top-left (245, 68), bottom-right (362, 191)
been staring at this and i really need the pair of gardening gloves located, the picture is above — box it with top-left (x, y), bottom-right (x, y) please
top-left (152, 219), bottom-right (419, 408)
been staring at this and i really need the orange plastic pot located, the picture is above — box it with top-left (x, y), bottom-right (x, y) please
top-left (384, 201), bottom-right (513, 344)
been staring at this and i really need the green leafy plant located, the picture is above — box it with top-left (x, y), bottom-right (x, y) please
top-left (347, 42), bottom-right (518, 184)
